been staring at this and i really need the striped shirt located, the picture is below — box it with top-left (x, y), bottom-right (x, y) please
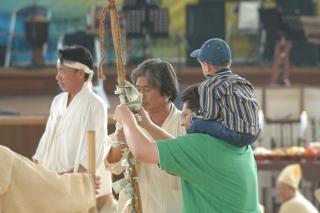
top-left (196, 68), bottom-right (260, 136)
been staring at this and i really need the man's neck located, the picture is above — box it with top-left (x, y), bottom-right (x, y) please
top-left (67, 85), bottom-right (83, 106)
top-left (149, 103), bottom-right (172, 127)
top-left (67, 93), bottom-right (76, 106)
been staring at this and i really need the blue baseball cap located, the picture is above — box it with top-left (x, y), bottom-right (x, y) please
top-left (190, 38), bottom-right (232, 66)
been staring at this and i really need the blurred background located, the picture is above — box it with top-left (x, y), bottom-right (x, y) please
top-left (1, 0), bottom-right (320, 212)
top-left (1, 0), bottom-right (319, 66)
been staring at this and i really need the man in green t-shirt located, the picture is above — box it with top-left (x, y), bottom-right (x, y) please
top-left (113, 84), bottom-right (260, 213)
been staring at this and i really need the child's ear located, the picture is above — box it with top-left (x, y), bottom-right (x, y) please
top-left (204, 63), bottom-right (210, 72)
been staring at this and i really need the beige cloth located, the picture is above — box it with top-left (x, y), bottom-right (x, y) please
top-left (279, 191), bottom-right (318, 213)
top-left (33, 82), bottom-right (112, 197)
top-left (98, 195), bottom-right (118, 213)
top-left (105, 103), bottom-right (186, 213)
top-left (0, 145), bottom-right (95, 213)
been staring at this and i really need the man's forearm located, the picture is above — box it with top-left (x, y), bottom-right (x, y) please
top-left (123, 122), bottom-right (159, 164)
top-left (107, 145), bottom-right (125, 163)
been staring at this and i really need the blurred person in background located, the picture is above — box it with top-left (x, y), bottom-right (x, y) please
top-left (260, 0), bottom-right (292, 85)
top-left (276, 164), bottom-right (318, 213)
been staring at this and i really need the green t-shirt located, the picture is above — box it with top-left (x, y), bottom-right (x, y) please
top-left (157, 133), bottom-right (259, 213)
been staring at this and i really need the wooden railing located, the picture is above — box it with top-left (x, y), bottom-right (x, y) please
top-left (0, 115), bottom-right (116, 159)
top-left (1, 66), bottom-right (320, 95)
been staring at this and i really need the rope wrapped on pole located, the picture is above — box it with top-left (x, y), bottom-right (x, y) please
top-left (109, 0), bottom-right (126, 87)
top-left (99, 1), bottom-right (143, 212)
top-left (98, 4), bottom-right (108, 80)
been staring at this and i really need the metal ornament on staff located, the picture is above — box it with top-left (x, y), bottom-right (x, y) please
top-left (98, 1), bottom-right (143, 213)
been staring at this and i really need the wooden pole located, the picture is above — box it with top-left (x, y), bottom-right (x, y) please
top-left (109, 0), bottom-right (126, 87)
top-left (87, 130), bottom-right (96, 174)
top-left (99, 1), bottom-right (143, 212)
top-left (108, 1), bottom-right (143, 211)
top-left (87, 130), bottom-right (96, 213)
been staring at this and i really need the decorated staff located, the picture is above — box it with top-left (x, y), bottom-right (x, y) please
top-left (98, 0), bottom-right (143, 212)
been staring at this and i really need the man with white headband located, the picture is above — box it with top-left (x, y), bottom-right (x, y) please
top-left (33, 45), bottom-right (116, 212)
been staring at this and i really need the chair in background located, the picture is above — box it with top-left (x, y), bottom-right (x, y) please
top-left (262, 86), bottom-right (303, 148)
top-left (5, 5), bottom-right (51, 67)
top-left (304, 87), bottom-right (320, 142)
top-left (0, 13), bottom-right (11, 67)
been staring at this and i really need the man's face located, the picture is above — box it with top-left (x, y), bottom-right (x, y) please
top-left (135, 76), bottom-right (167, 113)
top-left (276, 182), bottom-right (295, 203)
top-left (56, 63), bottom-right (85, 94)
top-left (181, 103), bottom-right (193, 129)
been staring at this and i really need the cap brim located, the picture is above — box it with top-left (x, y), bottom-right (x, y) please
top-left (190, 49), bottom-right (200, 58)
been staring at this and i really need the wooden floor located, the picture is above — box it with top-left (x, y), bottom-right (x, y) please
top-left (0, 94), bottom-right (119, 116)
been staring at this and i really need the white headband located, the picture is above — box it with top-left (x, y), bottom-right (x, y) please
top-left (57, 59), bottom-right (94, 81)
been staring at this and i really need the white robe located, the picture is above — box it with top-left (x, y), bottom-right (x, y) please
top-left (0, 145), bottom-right (95, 213)
top-left (279, 191), bottom-right (318, 213)
top-left (33, 82), bottom-right (112, 197)
top-left (105, 103), bottom-right (186, 213)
